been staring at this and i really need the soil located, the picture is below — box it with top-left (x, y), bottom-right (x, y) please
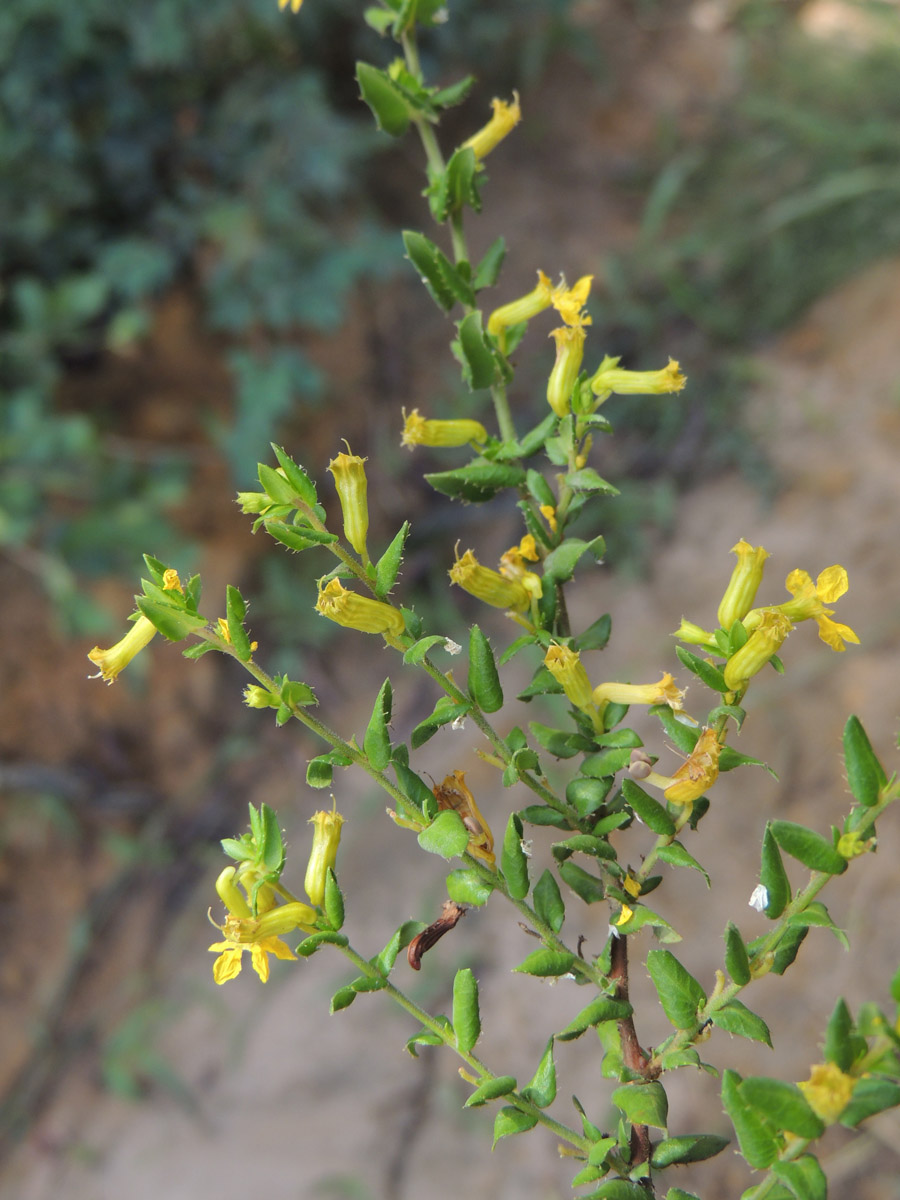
top-left (3, 4), bottom-right (900, 1200)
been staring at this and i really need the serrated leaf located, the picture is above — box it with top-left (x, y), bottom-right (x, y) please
top-left (711, 1000), bottom-right (772, 1046)
top-left (740, 1077), bottom-right (824, 1138)
top-left (364, 678), bottom-right (393, 769)
top-left (843, 714), bottom-right (886, 807)
top-left (612, 1080), bottom-right (668, 1130)
top-left (468, 624), bottom-right (503, 712)
top-left (721, 1069), bottom-right (780, 1170)
top-left (446, 867), bottom-right (494, 906)
top-left (135, 596), bottom-right (206, 641)
top-left (418, 810), bottom-right (470, 859)
top-left (533, 869), bottom-right (565, 933)
top-left (425, 460), bottom-right (525, 503)
top-left (402, 230), bottom-right (461, 311)
top-left (501, 813), bottom-right (530, 899)
top-left (675, 646), bottom-right (729, 693)
top-left (492, 1106), bottom-right (538, 1144)
top-left (770, 820), bottom-right (847, 875)
top-left (465, 1075), bottom-right (517, 1106)
top-left (513, 949), bottom-right (576, 977)
top-left (563, 467), bottom-right (619, 494)
top-left (760, 824), bottom-right (791, 917)
top-left (647, 949), bottom-right (706, 1029)
top-left (356, 61), bottom-right (410, 135)
top-left (651, 1134), bottom-right (729, 1167)
top-left (473, 235), bottom-right (506, 290)
top-left (452, 968), bottom-right (481, 1053)
top-left (375, 521), bottom-right (409, 597)
top-left (455, 310), bottom-right (498, 390)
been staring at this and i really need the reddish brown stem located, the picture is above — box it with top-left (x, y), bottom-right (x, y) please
top-left (609, 934), bottom-right (655, 1173)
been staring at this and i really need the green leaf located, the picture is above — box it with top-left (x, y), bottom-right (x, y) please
top-left (513, 949), bottom-right (576, 977)
top-left (582, 748), bottom-right (634, 779)
top-left (824, 997), bottom-right (863, 1071)
top-left (364, 678), bottom-right (393, 769)
top-left (612, 1080), bottom-right (668, 1130)
top-left (542, 537), bottom-right (605, 585)
top-left (418, 810), bottom-right (470, 860)
top-left (533, 869), bottom-right (566, 933)
top-left (760, 825), bottom-right (791, 917)
top-left (472, 236), bottom-right (506, 290)
top-left (393, 760), bottom-right (435, 813)
top-left (665, 1191), bottom-right (703, 1200)
top-left (465, 1075), bottom-right (517, 1107)
top-left (403, 634), bottom-right (450, 664)
top-left (567, 776), bottom-right (614, 818)
top-left (402, 230), bottom-right (466, 312)
top-left (562, 467), bottom-right (619, 495)
top-left (650, 1134), bottom-right (729, 1167)
top-left (656, 841), bottom-right (710, 886)
top-left (452, 968), bottom-right (481, 1053)
top-left (224, 584), bottom-right (252, 661)
top-left (840, 1076), bottom-right (900, 1126)
top-left (355, 62), bottom-right (410, 136)
top-left (770, 820), bottom-right (847, 876)
top-left (257, 461), bottom-right (299, 506)
top-left (528, 721), bottom-right (585, 758)
top-left (773, 1155), bottom-right (827, 1200)
top-left (375, 521), bottom-right (410, 597)
top-left (558, 860), bottom-right (606, 904)
top-left (786, 901), bottom-right (849, 949)
top-left (711, 999), bottom-right (772, 1046)
top-left (522, 1038), bottom-right (557, 1108)
top-left (454, 310), bottom-right (498, 390)
top-left (551, 833), bottom-right (616, 862)
top-left (575, 613), bottom-right (613, 652)
top-left (135, 596), bottom-right (206, 641)
top-left (492, 1106), bottom-right (538, 1145)
top-left (410, 698), bottom-right (472, 747)
top-left (330, 985), bottom-right (356, 1013)
top-left (843, 715), bottom-right (886, 807)
top-left (583, 1180), bottom-right (652, 1199)
top-left (740, 1078), bottom-right (825, 1138)
top-left (468, 625), bottom-right (503, 712)
top-left (446, 868), bottom-right (494, 906)
top-left (296, 931), bottom-right (349, 957)
top-left (259, 804), bottom-right (284, 872)
top-left (771, 924), bottom-right (808, 975)
top-left (271, 445), bottom-right (317, 506)
top-left (675, 646), bottom-right (729, 693)
top-left (425, 460), bottom-right (525, 503)
top-left (721, 1069), bottom-right (780, 1170)
top-left (501, 813), bottom-right (530, 899)
top-left (324, 868), bottom-right (344, 932)
top-left (519, 804), bottom-right (571, 829)
top-left (647, 950), bottom-right (706, 1029)
top-left (557, 996), bottom-right (633, 1041)
top-left (724, 922), bottom-right (752, 986)
top-left (614, 904), bottom-right (681, 943)
top-left (264, 520), bottom-right (338, 552)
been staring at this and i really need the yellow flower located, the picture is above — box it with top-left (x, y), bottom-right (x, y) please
top-left (462, 92), bottom-right (521, 160)
top-left (328, 446), bottom-right (369, 558)
top-left (498, 536), bottom-right (543, 601)
top-left (672, 618), bottom-right (718, 650)
top-left (209, 869), bottom-right (316, 984)
top-left (278, 0), bottom-right (303, 11)
top-left (88, 569), bottom-right (182, 684)
top-left (449, 546), bottom-right (531, 612)
top-left (797, 1062), bottom-right (855, 1125)
top-left (615, 904), bottom-right (634, 927)
top-left (304, 801), bottom-right (345, 906)
top-left (592, 673), bottom-right (685, 712)
top-left (723, 610), bottom-right (792, 692)
top-left (208, 932), bottom-right (299, 984)
top-left (547, 325), bottom-right (586, 417)
top-left (745, 566), bottom-right (859, 652)
top-left (487, 270), bottom-right (556, 337)
top-left (539, 504), bottom-right (558, 534)
top-left (400, 408), bottom-right (487, 449)
top-left (717, 540), bottom-right (770, 630)
top-left (550, 275), bottom-right (593, 328)
top-left (315, 578), bottom-right (406, 636)
top-left (623, 874), bottom-right (642, 899)
top-left (544, 643), bottom-right (595, 712)
top-left (664, 727), bottom-right (722, 805)
top-left (590, 355), bottom-right (686, 404)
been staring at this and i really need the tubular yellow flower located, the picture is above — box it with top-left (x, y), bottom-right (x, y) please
top-left (487, 270), bottom-right (555, 337)
top-left (498, 536), bottom-right (543, 601)
top-left (304, 801), bottom-right (345, 906)
top-left (550, 275), bottom-right (593, 327)
top-left (544, 644), bottom-right (595, 712)
top-left (87, 568), bottom-right (182, 684)
top-left (328, 446), bottom-right (369, 558)
top-left (547, 325), bottom-right (586, 418)
top-left (449, 546), bottom-right (531, 612)
top-left (315, 578), bottom-right (406, 637)
top-left (592, 673), bottom-right (685, 712)
top-left (745, 566), bottom-right (859, 652)
top-left (209, 873), bottom-right (316, 984)
top-left (590, 355), bottom-right (686, 404)
top-left (723, 610), bottom-right (793, 691)
top-left (717, 539), bottom-right (770, 629)
top-left (462, 92), bottom-right (521, 160)
top-left (797, 1063), bottom-right (855, 1125)
top-left (673, 618), bottom-right (718, 649)
top-left (400, 408), bottom-right (487, 449)
top-left (664, 727), bottom-right (722, 805)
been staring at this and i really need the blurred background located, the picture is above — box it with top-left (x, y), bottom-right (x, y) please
top-left (2, 0), bottom-right (900, 1196)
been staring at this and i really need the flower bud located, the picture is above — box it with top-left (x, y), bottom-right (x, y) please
top-left (449, 547), bottom-right (530, 612)
top-left (328, 447), bottom-right (369, 558)
top-left (315, 578), bottom-right (406, 637)
top-left (590, 355), bottom-right (686, 404)
top-left (717, 539), bottom-right (770, 630)
top-left (401, 408), bottom-right (487, 449)
top-left (673, 618), bottom-right (718, 649)
top-left (243, 685), bottom-right (279, 709)
top-left (723, 611), bottom-right (792, 691)
top-left (546, 326), bottom-right (585, 418)
top-left (304, 802), bottom-right (345, 906)
top-left (462, 92), bottom-right (521, 160)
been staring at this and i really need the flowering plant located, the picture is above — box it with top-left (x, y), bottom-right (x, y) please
top-left (89, 3), bottom-right (900, 1196)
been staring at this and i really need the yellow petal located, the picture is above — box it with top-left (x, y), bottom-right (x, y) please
top-left (815, 565), bottom-right (849, 603)
top-left (212, 947), bottom-right (244, 985)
